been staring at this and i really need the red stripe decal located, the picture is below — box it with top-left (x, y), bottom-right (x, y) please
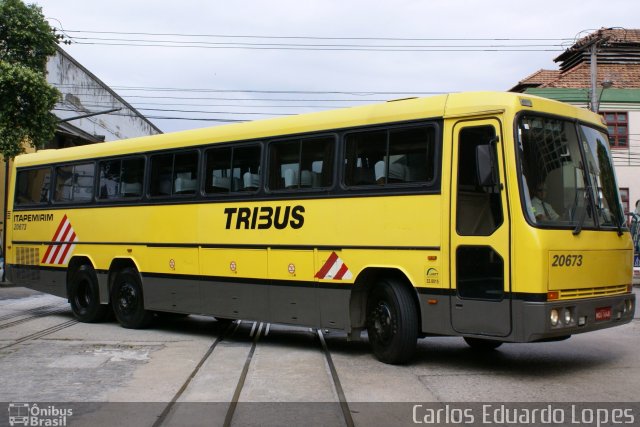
top-left (52, 215), bottom-right (68, 241)
top-left (49, 223), bottom-right (72, 263)
top-left (315, 252), bottom-right (339, 279)
top-left (333, 263), bottom-right (349, 280)
top-left (41, 215), bottom-right (68, 263)
top-left (57, 232), bottom-right (76, 264)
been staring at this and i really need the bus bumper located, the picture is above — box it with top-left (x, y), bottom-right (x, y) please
top-left (515, 293), bottom-right (635, 342)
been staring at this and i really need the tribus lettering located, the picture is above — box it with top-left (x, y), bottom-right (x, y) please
top-left (224, 206), bottom-right (305, 230)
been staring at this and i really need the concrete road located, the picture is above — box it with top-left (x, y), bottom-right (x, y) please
top-left (0, 286), bottom-right (638, 427)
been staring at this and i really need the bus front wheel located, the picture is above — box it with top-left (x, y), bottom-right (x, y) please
top-left (111, 268), bottom-right (153, 329)
top-left (68, 264), bottom-right (109, 323)
top-left (366, 278), bottom-right (418, 364)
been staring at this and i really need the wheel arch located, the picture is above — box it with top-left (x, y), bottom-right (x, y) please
top-left (108, 257), bottom-right (142, 295)
top-left (66, 255), bottom-right (97, 301)
top-left (348, 267), bottom-right (422, 331)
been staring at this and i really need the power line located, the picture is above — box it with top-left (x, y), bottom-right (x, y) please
top-left (54, 84), bottom-right (446, 95)
top-left (56, 29), bottom-right (567, 52)
top-left (59, 29), bottom-right (574, 43)
top-left (70, 40), bottom-right (563, 52)
top-left (67, 35), bottom-right (565, 50)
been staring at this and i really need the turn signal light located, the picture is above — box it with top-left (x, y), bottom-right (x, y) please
top-left (547, 291), bottom-right (559, 301)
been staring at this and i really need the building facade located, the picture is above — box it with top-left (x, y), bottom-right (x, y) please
top-left (511, 28), bottom-right (640, 216)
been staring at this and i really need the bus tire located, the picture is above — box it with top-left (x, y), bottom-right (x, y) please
top-left (111, 267), bottom-right (153, 329)
top-left (464, 337), bottom-right (503, 350)
top-left (68, 264), bottom-right (109, 323)
top-left (366, 278), bottom-right (418, 364)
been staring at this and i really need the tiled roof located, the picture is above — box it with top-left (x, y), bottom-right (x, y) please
top-left (542, 63), bottom-right (640, 88)
top-left (518, 69), bottom-right (561, 86)
top-left (510, 69), bottom-right (561, 91)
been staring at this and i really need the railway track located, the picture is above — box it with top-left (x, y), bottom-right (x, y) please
top-left (153, 320), bottom-right (354, 427)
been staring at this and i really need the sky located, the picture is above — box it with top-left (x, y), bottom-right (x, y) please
top-left (32, 0), bottom-right (640, 133)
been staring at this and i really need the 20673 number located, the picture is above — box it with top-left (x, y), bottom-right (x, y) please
top-left (552, 254), bottom-right (583, 267)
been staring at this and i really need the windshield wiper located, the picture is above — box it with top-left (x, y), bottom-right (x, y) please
top-left (573, 188), bottom-right (592, 236)
top-left (615, 214), bottom-right (624, 236)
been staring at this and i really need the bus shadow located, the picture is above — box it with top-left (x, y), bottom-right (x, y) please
top-left (411, 338), bottom-right (619, 377)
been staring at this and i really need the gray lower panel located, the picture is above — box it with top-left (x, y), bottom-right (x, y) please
top-left (451, 295), bottom-right (512, 337)
top-left (143, 274), bottom-right (352, 330)
top-left (418, 293), bottom-right (455, 336)
top-left (199, 280), bottom-right (270, 321)
top-left (6, 265), bottom-right (67, 299)
top-left (143, 276), bottom-right (202, 314)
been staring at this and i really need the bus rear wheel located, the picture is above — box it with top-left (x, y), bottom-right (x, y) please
top-left (68, 264), bottom-right (109, 323)
top-left (366, 278), bottom-right (418, 364)
top-left (111, 268), bottom-right (153, 329)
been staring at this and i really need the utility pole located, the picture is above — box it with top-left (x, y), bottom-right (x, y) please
top-left (590, 43), bottom-right (599, 113)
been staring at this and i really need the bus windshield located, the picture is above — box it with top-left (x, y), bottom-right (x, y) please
top-left (517, 115), bottom-right (625, 231)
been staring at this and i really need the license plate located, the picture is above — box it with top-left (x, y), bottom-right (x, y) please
top-left (595, 306), bottom-right (611, 321)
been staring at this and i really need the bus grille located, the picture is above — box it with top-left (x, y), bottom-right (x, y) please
top-left (15, 247), bottom-right (40, 282)
top-left (559, 285), bottom-right (628, 300)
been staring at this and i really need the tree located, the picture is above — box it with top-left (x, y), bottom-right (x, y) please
top-left (0, 0), bottom-right (60, 160)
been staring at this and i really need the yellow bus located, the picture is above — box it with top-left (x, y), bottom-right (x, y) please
top-left (4, 92), bottom-right (635, 364)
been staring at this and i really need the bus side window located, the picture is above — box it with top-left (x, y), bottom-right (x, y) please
top-left (149, 151), bottom-right (199, 197)
top-left (389, 126), bottom-right (435, 184)
top-left (205, 147), bottom-right (232, 193)
top-left (54, 163), bottom-right (95, 203)
top-left (344, 130), bottom-right (386, 186)
top-left (233, 144), bottom-right (261, 192)
top-left (15, 167), bottom-right (51, 205)
top-left (269, 137), bottom-right (333, 191)
top-left (99, 158), bottom-right (145, 199)
top-left (303, 136), bottom-right (334, 188)
top-left (344, 125), bottom-right (435, 187)
top-left (269, 140), bottom-right (299, 190)
top-left (98, 159), bottom-right (121, 199)
top-left (150, 154), bottom-right (173, 196)
top-left (121, 158), bottom-right (145, 197)
top-left (173, 152), bottom-right (198, 195)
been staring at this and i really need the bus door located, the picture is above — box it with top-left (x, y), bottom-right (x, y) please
top-left (449, 119), bottom-right (511, 337)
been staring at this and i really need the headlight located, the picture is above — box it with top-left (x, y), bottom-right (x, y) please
top-left (564, 308), bottom-right (573, 325)
top-left (550, 309), bottom-right (559, 326)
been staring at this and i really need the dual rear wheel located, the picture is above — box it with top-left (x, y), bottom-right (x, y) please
top-left (110, 267), bottom-right (154, 329)
top-left (68, 264), bottom-right (152, 329)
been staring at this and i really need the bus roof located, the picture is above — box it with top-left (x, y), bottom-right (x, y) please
top-left (14, 91), bottom-right (603, 167)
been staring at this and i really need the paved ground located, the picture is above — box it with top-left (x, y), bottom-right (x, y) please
top-left (0, 286), bottom-right (639, 426)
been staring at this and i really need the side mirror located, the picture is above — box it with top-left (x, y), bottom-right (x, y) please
top-left (476, 144), bottom-right (498, 187)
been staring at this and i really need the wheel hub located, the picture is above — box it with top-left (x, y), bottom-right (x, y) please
top-left (75, 280), bottom-right (91, 309)
top-left (371, 301), bottom-right (393, 343)
top-left (118, 283), bottom-right (137, 314)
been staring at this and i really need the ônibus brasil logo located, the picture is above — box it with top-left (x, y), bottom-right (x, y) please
top-left (7, 403), bottom-right (73, 426)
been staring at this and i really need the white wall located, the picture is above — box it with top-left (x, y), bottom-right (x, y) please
top-left (47, 49), bottom-right (161, 141)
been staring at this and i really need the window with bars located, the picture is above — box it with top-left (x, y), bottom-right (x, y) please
top-left (602, 112), bottom-right (628, 148)
top-left (620, 187), bottom-right (629, 214)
